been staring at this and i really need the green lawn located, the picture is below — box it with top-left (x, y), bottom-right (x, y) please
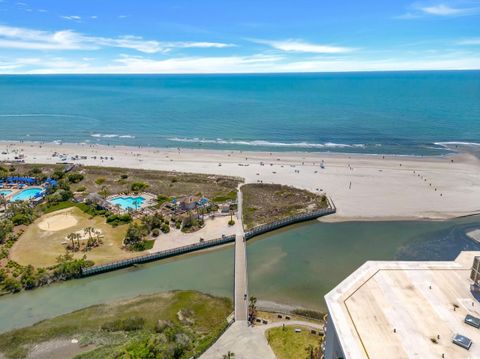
top-left (0, 290), bottom-right (232, 359)
top-left (266, 325), bottom-right (323, 359)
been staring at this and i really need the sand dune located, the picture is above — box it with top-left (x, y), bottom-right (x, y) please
top-left (2, 141), bottom-right (480, 221)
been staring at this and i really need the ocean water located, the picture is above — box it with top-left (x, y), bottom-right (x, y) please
top-left (0, 71), bottom-right (479, 155)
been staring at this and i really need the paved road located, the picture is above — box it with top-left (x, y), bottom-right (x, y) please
top-left (201, 321), bottom-right (276, 359)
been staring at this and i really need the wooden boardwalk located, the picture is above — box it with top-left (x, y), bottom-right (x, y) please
top-left (234, 185), bottom-right (248, 321)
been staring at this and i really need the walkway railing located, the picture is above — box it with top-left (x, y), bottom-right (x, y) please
top-left (82, 201), bottom-right (335, 277)
top-left (82, 235), bottom-right (236, 276)
top-left (245, 206), bottom-right (336, 240)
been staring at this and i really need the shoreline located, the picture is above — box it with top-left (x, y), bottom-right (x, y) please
top-left (2, 140), bottom-right (480, 221)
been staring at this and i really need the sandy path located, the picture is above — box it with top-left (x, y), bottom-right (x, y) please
top-left (2, 141), bottom-right (480, 221)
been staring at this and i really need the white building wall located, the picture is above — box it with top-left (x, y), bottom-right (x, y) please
top-left (324, 313), bottom-right (346, 359)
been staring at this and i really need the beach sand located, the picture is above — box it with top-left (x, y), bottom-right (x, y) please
top-left (2, 141), bottom-right (480, 221)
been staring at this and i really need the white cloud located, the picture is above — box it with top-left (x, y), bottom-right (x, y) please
top-left (397, 3), bottom-right (480, 19)
top-left (254, 39), bottom-right (355, 54)
top-left (61, 15), bottom-right (82, 22)
top-left (90, 16), bottom-right (98, 20)
top-left (458, 38), bottom-right (480, 45)
top-left (420, 4), bottom-right (478, 15)
top-left (3, 51), bottom-right (479, 75)
top-left (0, 24), bottom-right (235, 53)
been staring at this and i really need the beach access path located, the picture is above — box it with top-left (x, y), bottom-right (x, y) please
top-left (2, 141), bottom-right (480, 221)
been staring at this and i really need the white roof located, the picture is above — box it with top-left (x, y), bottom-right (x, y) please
top-left (325, 251), bottom-right (480, 359)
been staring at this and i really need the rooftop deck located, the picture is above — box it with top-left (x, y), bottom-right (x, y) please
top-left (325, 251), bottom-right (480, 359)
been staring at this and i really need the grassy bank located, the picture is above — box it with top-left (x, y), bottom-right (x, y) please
top-left (241, 184), bottom-right (328, 229)
top-left (0, 290), bottom-right (232, 359)
top-left (266, 325), bottom-right (323, 359)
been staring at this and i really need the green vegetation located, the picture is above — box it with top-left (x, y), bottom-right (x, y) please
top-left (212, 190), bottom-right (237, 203)
top-left (241, 184), bottom-right (329, 229)
top-left (291, 309), bottom-right (325, 321)
top-left (266, 325), bottom-right (323, 359)
top-left (0, 290), bottom-right (232, 359)
top-left (131, 181), bottom-right (149, 192)
top-left (124, 223), bottom-right (149, 251)
top-left (106, 213), bottom-right (132, 227)
top-left (68, 173), bottom-right (85, 184)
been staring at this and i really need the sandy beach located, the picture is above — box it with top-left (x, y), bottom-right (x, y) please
top-left (1, 141), bottom-right (480, 221)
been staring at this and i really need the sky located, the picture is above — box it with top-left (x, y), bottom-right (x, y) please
top-left (0, 0), bottom-right (479, 73)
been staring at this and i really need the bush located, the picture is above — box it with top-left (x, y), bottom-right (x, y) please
top-left (53, 253), bottom-right (93, 280)
top-left (120, 174), bottom-right (128, 179)
top-left (52, 170), bottom-right (65, 180)
top-left (3, 277), bottom-right (21, 293)
top-left (0, 220), bottom-right (13, 244)
top-left (152, 228), bottom-right (160, 237)
top-left (124, 223), bottom-right (147, 249)
top-left (161, 223), bottom-right (170, 233)
top-left (67, 173), bottom-right (84, 183)
top-left (11, 214), bottom-right (31, 226)
top-left (46, 189), bottom-right (73, 204)
top-left (157, 194), bottom-right (172, 205)
top-left (76, 186), bottom-right (86, 192)
top-left (131, 182), bottom-right (148, 192)
top-left (29, 167), bottom-right (42, 175)
top-left (106, 214), bottom-right (132, 227)
top-left (95, 178), bottom-right (106, 185)
top-left (228, 219), bottom-right (235, 226)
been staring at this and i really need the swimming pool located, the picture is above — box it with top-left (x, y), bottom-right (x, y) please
top-left (109, 196), bottom-right (146, 210)
top-left (0, 190), bottom-right (12, 197)
top-left (11, 188), bottom-right (43, 201)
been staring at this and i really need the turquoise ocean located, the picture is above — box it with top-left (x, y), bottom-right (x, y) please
top-left (0, 71), bottom-right (479, 155)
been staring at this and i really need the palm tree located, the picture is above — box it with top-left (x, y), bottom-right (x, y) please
top-left (75, 232), bottom-right (81, 251)
top-left (95, 230), bottom-right (103, 245)
top-left (100, 186), bottom-right (109, 199)
top-left (84, 227), bottom-right (94, 247)
top-left (0, 196), bottom-right (8, 212)
top-left (222, 352), bottom-right (235, 359)
top-left (67, 232), bottom-right (76, 251)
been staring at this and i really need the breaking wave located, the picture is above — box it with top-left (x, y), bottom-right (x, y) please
top-left (167, 137), bottom-right (366, 149)
top-left (91, 134), bottom-right (136, 139)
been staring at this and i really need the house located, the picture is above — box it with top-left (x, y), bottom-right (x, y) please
top-left (179, 196), bottom-right (200, 211)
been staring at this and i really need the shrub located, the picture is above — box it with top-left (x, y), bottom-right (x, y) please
top-left (11, 214), bottom-right (31, 226)
top-left (76, 186), bottom-right (86, 192)
top-left (53, 253), bottom-right (93, 280)
top-left (29, 167), bottom-right (42, 175)
top-left (152, 228), bottom-right (160, 237)
top-left (3, 277), bottom-right (21, 293)
top-left (120, 174), bottom-right (128, 179)
top-left (124, 223), bottom-right (147, 249)
top-left (106, 214), bottom-right (132, 227)
top-left (0, 220), bottom-right (13, 244)
top-left (161, 223), bottom-right (170, 233)
top-left (51, 170), bottom-right (65, 180)
top-left (131, 182), bottom-right (148, 192)
top-left (95, 178), bottom-right (106, 185)
top-left (67, 173), bottom-right (84, 183)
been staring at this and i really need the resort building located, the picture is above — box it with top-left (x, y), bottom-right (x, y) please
top-left (323, 251), bottom-right (480, 359)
